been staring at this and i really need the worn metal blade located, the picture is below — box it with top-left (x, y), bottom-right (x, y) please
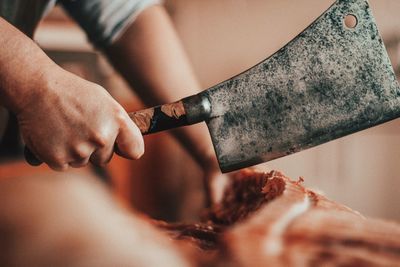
top-left (203, 0), bottom-right (400, 173)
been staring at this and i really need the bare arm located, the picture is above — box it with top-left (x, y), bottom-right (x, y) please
top-left (0, 17), bottom-right (53, 113)
top-left (0, 17), bottom-right (144, 170)
top-left (104, 5), bottom-right (217, 172)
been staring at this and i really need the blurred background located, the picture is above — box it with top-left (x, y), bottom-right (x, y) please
top-left (1, 0), bottom-right (399, 222)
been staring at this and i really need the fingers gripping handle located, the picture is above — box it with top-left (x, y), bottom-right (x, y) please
top-left (24, 101), bottom-right (189, 166)
top-left (24, 101), bottom-right (190, 165)
top-left (24, 95), bottom-right (210, 166)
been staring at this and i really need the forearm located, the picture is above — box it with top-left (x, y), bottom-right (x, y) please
top-left (105, 5), bottom-right (216, 170)
top-left (0, 17), bottom-right (56, 113)
top-left (0, 17), bottom-right (144, 170)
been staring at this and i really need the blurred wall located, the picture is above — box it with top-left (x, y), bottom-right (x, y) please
top-left (165, 0), bottom-right (400, 221)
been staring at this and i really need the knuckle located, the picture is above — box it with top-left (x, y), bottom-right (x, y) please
top-left (59, 164), bottom-right (69, 171)
top-left (48, 151), bottom-right (70, 171)
top-left (114, 107), bottom-right (127, 124)
top-left (52, 154), bottom-right (66, 166)
top-left (72, 144), bottom-right (92, 159)
top-left (91, 132), bottom-right (108, 148)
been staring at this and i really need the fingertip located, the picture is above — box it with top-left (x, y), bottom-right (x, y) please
top-left (49, 163), bottom-right (69, 172)
top-left (134, 137), bottom-right (145, 159)
top-left (115, 119), bottom-right (145, 160)
top-left (69, 158), bottom-right (90, 168)
top-left (115, 141), bottom-right (144, 160)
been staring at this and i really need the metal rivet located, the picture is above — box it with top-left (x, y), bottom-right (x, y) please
top-left (344, 14), bottom-right (358, 29)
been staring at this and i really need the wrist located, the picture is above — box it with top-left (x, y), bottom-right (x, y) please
top-left (0, 18), bottom-right (60, 114)
top-left (10, 60), bottom-right (59, 115)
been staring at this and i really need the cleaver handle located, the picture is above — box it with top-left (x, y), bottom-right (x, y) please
top-left (24, 94), bottom-right (211, 166)
top-left (129, 93), bottom-right (211, 135)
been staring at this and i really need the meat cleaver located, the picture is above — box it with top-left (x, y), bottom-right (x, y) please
top-left (26, 0), bottom-right (400, 172)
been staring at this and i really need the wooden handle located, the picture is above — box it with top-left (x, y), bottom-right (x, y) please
top-left (129, 100), bottom-right (190, 135)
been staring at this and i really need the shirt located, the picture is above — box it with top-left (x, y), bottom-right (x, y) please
top-left (0, 0), bottom-right (160, 48)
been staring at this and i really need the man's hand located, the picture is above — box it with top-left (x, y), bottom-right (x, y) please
top-left (17, 67), bottom-right (144, 171)
top-left (0, 17), bottom-right (144, 170)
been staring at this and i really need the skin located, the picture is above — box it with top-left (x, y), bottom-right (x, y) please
top-left (0, 4), bottom-right (223, 201)
top-left (105, 5), bottom-right (222, 202)
top-left (105, 6), bottom-right (216, 169)
top-left (0, 16), bottom-right (144, 171)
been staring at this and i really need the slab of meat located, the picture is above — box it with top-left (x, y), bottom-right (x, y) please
top-left (2, 168), bottom-right (399, 266)
top-left (156, 169), bottom-right (400, 267)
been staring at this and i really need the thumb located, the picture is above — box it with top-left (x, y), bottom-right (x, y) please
top-left (115, 116), bottom-right (144, 160)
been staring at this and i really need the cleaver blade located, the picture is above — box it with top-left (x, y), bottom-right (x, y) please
top-left (124, 0), bottom-right (400, 173)
top-left (200, 0), bottom-right (400, 172)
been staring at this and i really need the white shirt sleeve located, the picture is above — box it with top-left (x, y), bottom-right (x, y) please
top-left (60, 0), bottom-right (162, 48)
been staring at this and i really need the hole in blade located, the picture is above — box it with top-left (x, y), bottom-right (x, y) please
top-left (344, 14), bottom-right (358, 29)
